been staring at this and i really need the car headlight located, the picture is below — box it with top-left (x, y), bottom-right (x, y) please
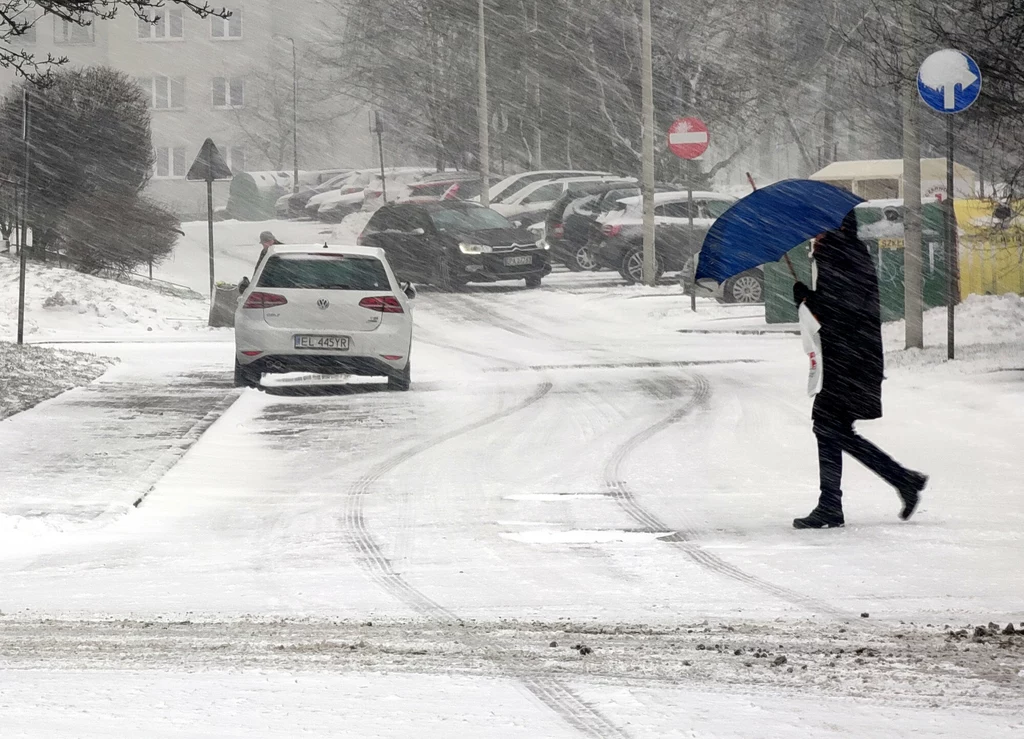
top-left (459, 242), bottom-right (492, 254)
top-left (536, 239), bottom-right (550, 250)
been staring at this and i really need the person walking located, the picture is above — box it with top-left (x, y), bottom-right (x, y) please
top-left (255, 230), bottom-right (282, 273)
top-left (791, 211), bottom-right (928, 529)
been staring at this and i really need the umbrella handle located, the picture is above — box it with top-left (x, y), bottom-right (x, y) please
top-left (783, 253), bottom-right (797, 280)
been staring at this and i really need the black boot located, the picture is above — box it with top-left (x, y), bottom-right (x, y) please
top-left (897, 472), bottom-right (928, 521)
top-left (793, 506), bottom-right (845, 529)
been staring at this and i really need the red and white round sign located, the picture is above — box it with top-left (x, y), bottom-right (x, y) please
top-left (667, 117), bottom-right (709, 160)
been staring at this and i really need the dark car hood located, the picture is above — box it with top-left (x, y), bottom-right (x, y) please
top-left (444, 227), bottom-right (538, 247)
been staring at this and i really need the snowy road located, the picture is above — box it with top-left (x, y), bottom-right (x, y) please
top-left (2, 272), bottom-right (1023, 736)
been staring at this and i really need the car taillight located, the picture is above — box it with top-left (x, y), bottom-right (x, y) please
top-left (552, 223), bottom-right (565, 238)
top-left (367, 190), bottom-right (383, 199)
top-left (243, 292), bottom-right (288, 309)
top-left (359, 296), bottom-right (404, 313)
top-left (602, 224), bottom-right (621, 238)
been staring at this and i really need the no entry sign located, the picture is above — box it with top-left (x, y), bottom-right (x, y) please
top-left (667, 117), bottom-right (709, 160)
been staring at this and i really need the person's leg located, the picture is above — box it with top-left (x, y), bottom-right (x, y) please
top-left (794, 418), bottom-right (846, 528)
top-left (836, 423), bottom-right (928, 520)
top-left (836, 424), bottom-right (909, 488)
top-left (816, 422), bottom-right (844, 512)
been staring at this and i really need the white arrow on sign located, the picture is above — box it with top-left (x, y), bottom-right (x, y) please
top-left (919, 49), bottom-right (979, 110)
top-left (669, 130), bottom-right (709, 145)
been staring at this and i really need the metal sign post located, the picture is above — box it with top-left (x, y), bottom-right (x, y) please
top-left (917, 49), bottom-right (982, 361)
top-left (370, 111), bottom-right (387, 203)
top-left (688, 187), bottom-right (696, 312)
top-left (16, 86), bottom-right (30, 345)
top-left (667, 117), bottom-right (710, 311)
top-left (186, 138), bottom-right (234, 307)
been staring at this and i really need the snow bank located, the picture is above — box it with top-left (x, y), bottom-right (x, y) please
top-left (883, 293), bottom-right (1024, 350)
top-left (157, 213), bottom-right (372, 295)
top-left (0, 341), bottom-right (115, 419)
top-left (0, 255), bottom-right (212, 340)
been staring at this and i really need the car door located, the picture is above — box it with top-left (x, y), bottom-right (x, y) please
top-left (508, 182), bottom-right (567, 222)
top-left (393, 207), bottom-right (439, 282)
top-left (654, 200), bottom-right (699, 269)
top-left (362, 206), bottom-right (417, 280)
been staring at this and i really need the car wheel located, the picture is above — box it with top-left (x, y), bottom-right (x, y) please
top-left (573, 244), bottom-right (599, 271)
top-left (722, 270), bottom-right (764, 304)
top-left (233, 359), bottom-right (260, 389)
top-left (436, 259), bottom-right (466, 292)
top-left (525, 275), bottom-right (543, 289)
top-left (387, 361), bottom-right (411, 391)
top-left (620, 247), bottom-right (662, 285)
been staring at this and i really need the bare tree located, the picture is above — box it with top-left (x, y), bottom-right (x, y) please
top-left (0, 1), bottom-right (227, 78)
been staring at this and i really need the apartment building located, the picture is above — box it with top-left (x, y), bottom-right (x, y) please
top-left (1, 2), bottom-right (372, 217)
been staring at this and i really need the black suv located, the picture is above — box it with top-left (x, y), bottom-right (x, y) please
top-left (357, 201), bottom-right (551, 290)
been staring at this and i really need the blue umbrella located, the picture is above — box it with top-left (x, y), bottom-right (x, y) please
top-left (695, 179), bottom-right (865, 284)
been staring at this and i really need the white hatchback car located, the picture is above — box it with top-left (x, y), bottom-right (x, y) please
top-left (234, 244), bottom-right (415, 390)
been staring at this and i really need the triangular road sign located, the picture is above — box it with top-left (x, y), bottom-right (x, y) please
top-left (186, 138), bottom-right (234, 182)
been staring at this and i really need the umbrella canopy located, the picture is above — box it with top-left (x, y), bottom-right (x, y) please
top-left (695, 179), bottom-right (865, 284)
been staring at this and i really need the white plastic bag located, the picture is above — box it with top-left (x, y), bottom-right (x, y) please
top-left (799, 302), bottom-right (823, 397)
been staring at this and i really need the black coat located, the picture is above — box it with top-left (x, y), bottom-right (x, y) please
top-left (796, 211), bottom-right (884, 423)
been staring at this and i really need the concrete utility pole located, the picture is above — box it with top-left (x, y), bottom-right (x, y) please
top-left (901, 4), bottom-right (924, 350)
top-left (478, 0), bottom-right (490, 207)
top-left (289, 37), bottom-right (298, 195)
top-left (640, 0), bottom-right (657, 286)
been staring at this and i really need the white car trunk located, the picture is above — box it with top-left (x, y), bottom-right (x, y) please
top-left (260, 288), bottom-right (385, 333)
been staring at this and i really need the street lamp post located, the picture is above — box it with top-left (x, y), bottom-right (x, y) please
top-left (275, 35), bottom-right (299, 194)
top-left (287, 37), bottom-right (298, 194)
top-left (478, 0), bottom-right (490, 207)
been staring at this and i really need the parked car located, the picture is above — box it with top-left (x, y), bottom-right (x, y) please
top-left (275, 172), bottom-right (352, 219)
top-left (491, 176), bottom-right (636, 226)
top-left (477, 169), bottom-right (613, 206)
top-left (305, 169), bottom-right (379, 220)
top-left (402, 174), bottom-right (500, 202)
top-left (360, 168), bottom-right (437, 212)
top-left (233, 244), bottom-right (416, 391)
top-left (357, 201), bottom-right (550, 290)
top-left (594, 190), bottom-right (737, 283)
top-left (312, 168), bottom-right (435, 221)
top-left (545, 183), bottom-right (674, 271)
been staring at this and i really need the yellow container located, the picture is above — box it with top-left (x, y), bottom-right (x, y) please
top-left (954, 199), bottom-right (1024, 298)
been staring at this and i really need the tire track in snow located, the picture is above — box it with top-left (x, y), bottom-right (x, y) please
top-left (343, 376), bottom-right (629, 738)
top-left (603, 372), bottom-right (853, 621)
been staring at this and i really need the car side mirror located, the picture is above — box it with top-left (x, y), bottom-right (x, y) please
top-left (238, 276), bottom-right (250, 293)
top-left (401, 281), bottom-right (417, 300)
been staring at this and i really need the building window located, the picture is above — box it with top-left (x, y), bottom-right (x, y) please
top-left (54, 18), bottom-right (94, 44)
top-left (155, 146), bottom-right (187, 178)
top-left (138, 8), bottom-right (184, 40)
top-left (211, 8), bottom-right (242, 39)
top-left (212, 77), bottom-right (244, 108)
top-left (140, 76), bottom-right (185, 110)
top-left (225, 147), bottom-right (246, 173)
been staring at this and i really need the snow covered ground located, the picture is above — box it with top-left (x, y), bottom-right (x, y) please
top-left (1, 223), bottom-right (1023, 736)
top-left (0, 342), bottom-right (115, 419)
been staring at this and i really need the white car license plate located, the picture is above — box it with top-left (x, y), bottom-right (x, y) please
top-left (504, 255), bottom-right (533, 266)
top-left (294, 335), bottom-right (350, 350)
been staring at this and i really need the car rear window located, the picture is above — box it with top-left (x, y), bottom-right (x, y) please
top-left (258, 254), bottom-right (390, 291)
top-left (409, 182), bottom-right (453, 198)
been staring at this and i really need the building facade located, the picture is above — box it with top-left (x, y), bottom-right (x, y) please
top-left (2, 1), bottom-right (373, 218)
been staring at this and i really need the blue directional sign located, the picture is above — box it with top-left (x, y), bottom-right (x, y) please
top-left (918, 49), bottom-right (982, 114)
